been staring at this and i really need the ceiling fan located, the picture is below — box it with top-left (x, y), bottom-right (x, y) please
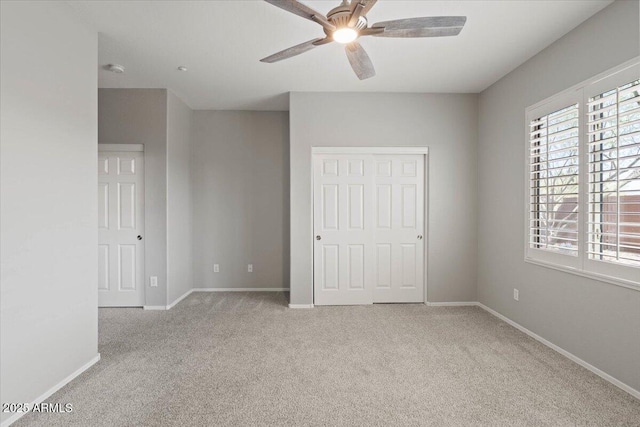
top-left (260, 0), bottom-right (466, 80)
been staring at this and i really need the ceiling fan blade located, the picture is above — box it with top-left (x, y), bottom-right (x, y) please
top-left (359, 27), bottom-right (385, 37)
top-left (312, 37), bottom-right (334, 46)
top-left (345, 42), bottom-right (375, 80)
top-left (348, 2), bottom-right (365, 27)
top-left (372, 16), bottom-right (467, 38)
top-left (350, 0), bottom-right (378, 17)
top-left (264, 0), bottom-right (335, 31)
top-left (260, 38), bottom-right (324, 63)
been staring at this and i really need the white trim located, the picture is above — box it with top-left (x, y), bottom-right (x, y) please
top-left (288, 303), bottom-right (314, 309)
top-left (424, 301), bottom-right (640, 400)
top-left (312, 146), bottom-right (429, 155)
top-left (142, 289), bottom-right (289, 310)
top-left (524, 91), bottom-right (582, 271)
top-left (98, 143), bottom-right (144, 152)
top-left (423, 153), bottom-right (429, 303)
top-left (525, 258), bottom-right (640, 292)
top-left (476, 302), bottom-right (640, 400)
top-left (426, 301), bottom-right (477, 307)
top-left (311, 148), bottom-right (429, 306)
top-left (167, 289), bottom-right (194, 309)
top-left (97, 149), bottom-right (146, 308)
top-left (1, 354), bottom-right (101, 427)
top-left (192, 287), bottom-right (289, 292)
top-left (523, 58), bottom-right (640, 291)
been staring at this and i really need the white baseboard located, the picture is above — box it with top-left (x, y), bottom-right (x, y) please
top-left (192, 287), bottom-right (289, 292)
top-left (426, 301), bottom-right (477, 307)
top-left (288, 303), bottom-right (314, 309)
top-left (143, 305), bottom-right (167, 311)
top-left (1, 354), bottom-right (100, 427)
top-left (142, 288), bottom-right (290, 311)
top-left (476, 302), bottom-right (640, 400)
top-left (167, 289), bottom-right (194, 309)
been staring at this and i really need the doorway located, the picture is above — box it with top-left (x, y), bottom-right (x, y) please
top-left (313, 148), bottom-right (428, 305)
top-left (98, 145), bottom-right (145, 307)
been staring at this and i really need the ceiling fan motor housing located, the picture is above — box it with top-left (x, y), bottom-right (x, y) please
top-left (326, 4), bottom-right (368, 34)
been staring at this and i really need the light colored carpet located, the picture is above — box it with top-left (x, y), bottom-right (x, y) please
top-left (14, 292), bottom-right (640, 426)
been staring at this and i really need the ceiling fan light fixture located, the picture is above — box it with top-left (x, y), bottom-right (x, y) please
top-left (333, 28), bottom-right (358, 44)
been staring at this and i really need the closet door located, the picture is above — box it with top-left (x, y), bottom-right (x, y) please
top-left (372, 155), bottom-right (424, 303)
top-left (313, 155), bottom-right (374, 305)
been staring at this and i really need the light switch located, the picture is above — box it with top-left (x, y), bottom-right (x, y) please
top-left (214, 264), bottom-right (220, 273)
top-left (150, 276), bottom-right (158, 287)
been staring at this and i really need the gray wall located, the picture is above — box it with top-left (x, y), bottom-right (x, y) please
top-left (167, 92), bottom-right (194, 303)
top-left (0, 2), bottom-right (98, 424)
top-left (289, 93), bottom-right (478, 305)
top-left (477, 0), bottom-right (640, 391)
top-left (99, 89), bottom-right (168, 307)
top-left (192, 111), bottom-right (290, 290)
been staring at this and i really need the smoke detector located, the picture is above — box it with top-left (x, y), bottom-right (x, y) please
top-left (106, 64), bottom-right (125, 73)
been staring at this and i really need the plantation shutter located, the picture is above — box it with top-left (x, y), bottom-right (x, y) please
top-left (529, 103), bottom-right (580, 256)
top-left (587, 78), bottom-right (640, 267)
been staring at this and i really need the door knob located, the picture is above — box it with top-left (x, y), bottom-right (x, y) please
top-left (417, 235), bottom-right (423, 240)
top-left (316, 235), bottom-right (321, 241)
top-left (137, 235), bottom-right (142, 241)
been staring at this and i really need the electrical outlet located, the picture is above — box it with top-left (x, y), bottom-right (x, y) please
top-left (248, 264), bottom-right (253, 273)
top-left (150, 276), bottom-right (158, 287)
top-left (214, 264), bottom-right (219, 273)
top-left (513, 289), bottom-right (519, 301)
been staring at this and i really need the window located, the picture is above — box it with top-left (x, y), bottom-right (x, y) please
top-left (525, 60), bottom-right (640, 289)
top-left (529, 103), bottom-right (580, 257)
top-left (587, 79), bottom-right (640, 267)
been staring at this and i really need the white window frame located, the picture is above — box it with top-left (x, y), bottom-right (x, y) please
top-left (526, 91), bottom-right (583, 270)
top-left (524, 57), bottom-right (640, 291)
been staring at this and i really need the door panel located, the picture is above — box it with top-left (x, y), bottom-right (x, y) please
top-left (348, 185), bottom-right (364, 229)
top-left (98, 245), bottom-right (109, 290)
top-left (118, 244), bottom-right (136, 290)
top-left (118, 183), bottom-right (136, 229)
top-left (373, 155), bottom-right (424, 303)
top-left (98, 151), bottom-right (144, 307)
top-left (347, 244), bottom-right (365, 289)
top-left (322, 185), bottom-right (339, 229)
top-left (376, 185), bottom-right (392, 228)
top-left (400, 244), bottom-right (416, 288)
top-left (322, 245), bottom-right (339, 290)
top-left (313, 153), bottom-right (425, 305)
top-left (314, 155), bottom-right (374, 305)
top-left (98, 183), bottom-right (109, 229)
top-left (401, 184), bottom-right (417, 228)
top-left (376, 244), bottom-right (392, 288)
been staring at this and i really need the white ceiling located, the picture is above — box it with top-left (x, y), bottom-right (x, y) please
top-left (69, 0), bottom-right (612, 110)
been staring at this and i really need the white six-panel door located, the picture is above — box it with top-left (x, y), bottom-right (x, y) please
top-left (98, 151), bottom-right (145, 307)
top-left (372, 155), bottom-right (424, 303)
top-left (313, 155), bottom-right (374, 305)
top-left (313, 154), bottom-right (425, 305)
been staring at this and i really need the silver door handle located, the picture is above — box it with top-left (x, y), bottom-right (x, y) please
top-left (316, 235), bottom-right (321, 241)
top-left (417, 235), bottom-right (423, 240)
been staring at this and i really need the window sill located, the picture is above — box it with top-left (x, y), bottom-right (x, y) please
top-left (524, 258), bottom-right (640, 292)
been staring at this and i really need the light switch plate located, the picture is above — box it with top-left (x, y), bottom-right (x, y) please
top-left (513, 289), bottom-right (519, 301)
top-left (150, 276), bottom-right (158, 287)
top-left (248, 264), bottom-right (253, 273)
top-left (214, 264), bottom-right (219, 273)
